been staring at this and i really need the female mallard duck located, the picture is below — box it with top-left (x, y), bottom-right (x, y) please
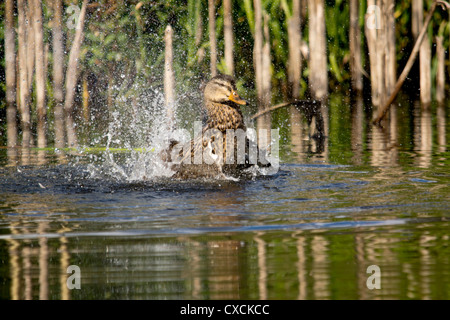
top-left (164, 74), bottom-right (270, 179)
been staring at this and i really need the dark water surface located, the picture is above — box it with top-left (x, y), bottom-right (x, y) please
top-left (0, 98), bottom-right (449, 300)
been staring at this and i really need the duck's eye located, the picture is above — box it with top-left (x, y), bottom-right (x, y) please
top-left (233, 91), bottom-right (238, 96)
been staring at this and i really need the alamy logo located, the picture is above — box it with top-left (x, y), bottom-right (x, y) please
top-left (366, 5), bottom-right (382, 30)
top-left (67, 265), bottom-right (81, 290)
top-left (168, 121), bottom-right (279, 175)
top-left (66, 5), bottom-right (81, 30)
top-left (366, 265), bottom-right (381, 290)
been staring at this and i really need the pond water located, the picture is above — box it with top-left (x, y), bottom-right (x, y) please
top-left (0, 96), bottom-right (448, 300)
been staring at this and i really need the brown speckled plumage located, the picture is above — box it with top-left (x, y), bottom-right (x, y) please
top-left (164, 75), bottom-right (266, 179)
top-left (205, 102), bottom-right (246, 132)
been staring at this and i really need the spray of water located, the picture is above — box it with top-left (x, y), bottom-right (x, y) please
top-left (86, 86), bottom-right (176, 182)
top-left (81, 80), bottom-right (278, 182)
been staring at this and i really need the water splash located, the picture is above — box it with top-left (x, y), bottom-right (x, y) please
top-left (86, 88), bottom-right (176, 182)
top-left (80, 82), bottom-right (276, 182)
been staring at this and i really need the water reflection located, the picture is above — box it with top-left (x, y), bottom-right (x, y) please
top-left (257, 113), bottom-right (272, 157)
top-left (310, 103), bottom-right (329, 162)
top-left (296, 234), bottom-right (306, 300)
top-left (4, 147), bottom-right (69, 167)
top-left (6, 148), bottom-right (18, 167)
top-left (38, 221), bottom-right (49, 300)
top-left (436, 103), bottom-right (446, 154)
top-left (388, 104), bottom-right (399, 165)
top-left (192, 186), bottom-right (244, 299)
top-left (351, 96), bottom-right (364, 165)
top-left (59, 235), bottom-right (71, 300)
top-left (365, 98), bottom-right (447, 168)
top-left (0, 96), bottom-right (448, 300)
top-left (355, 234), bottom-right (369, 300)
top-left (2, 217), bottom-right (449, 299)
top-left (413, 101), bottom-right (432, 168)
top-left (3, 99), bottom-right (444, 170)
top-left (369, 105), bottom-right (399, 167)
top-left (21, 147), bottom-right (31, 167)
top-left (289, 106), bottom-right (305, 162)
top-left (311, 235), bottom-right (329, 299)
top-left (287, 100), bottom-right (329, 162)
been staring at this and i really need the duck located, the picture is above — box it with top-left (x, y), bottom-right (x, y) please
top-left (163, 74), bottom-right (271, 179)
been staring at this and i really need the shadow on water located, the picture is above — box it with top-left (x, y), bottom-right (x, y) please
top-left (0, 94), bottom-right (449, 300)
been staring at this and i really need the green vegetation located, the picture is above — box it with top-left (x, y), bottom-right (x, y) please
top-left (0, 0), bottom-right (448, 147)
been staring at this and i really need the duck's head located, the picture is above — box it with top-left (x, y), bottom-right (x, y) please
top-left (204, 75), bottom-right (247, 107)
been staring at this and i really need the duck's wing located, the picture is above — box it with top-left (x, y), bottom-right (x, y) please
top-left (173, 134), bottom-right (271, 166)
top-left (168, 130), bottom-right (227, 179)
top-left (172, 128), bottom-right (223, 166)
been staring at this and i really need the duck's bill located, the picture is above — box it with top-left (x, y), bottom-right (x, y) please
top-left (229, 93), bottom-right (247, 105)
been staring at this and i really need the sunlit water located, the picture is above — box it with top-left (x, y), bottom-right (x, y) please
top-left (0, 95), bottom-right (448, 300)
